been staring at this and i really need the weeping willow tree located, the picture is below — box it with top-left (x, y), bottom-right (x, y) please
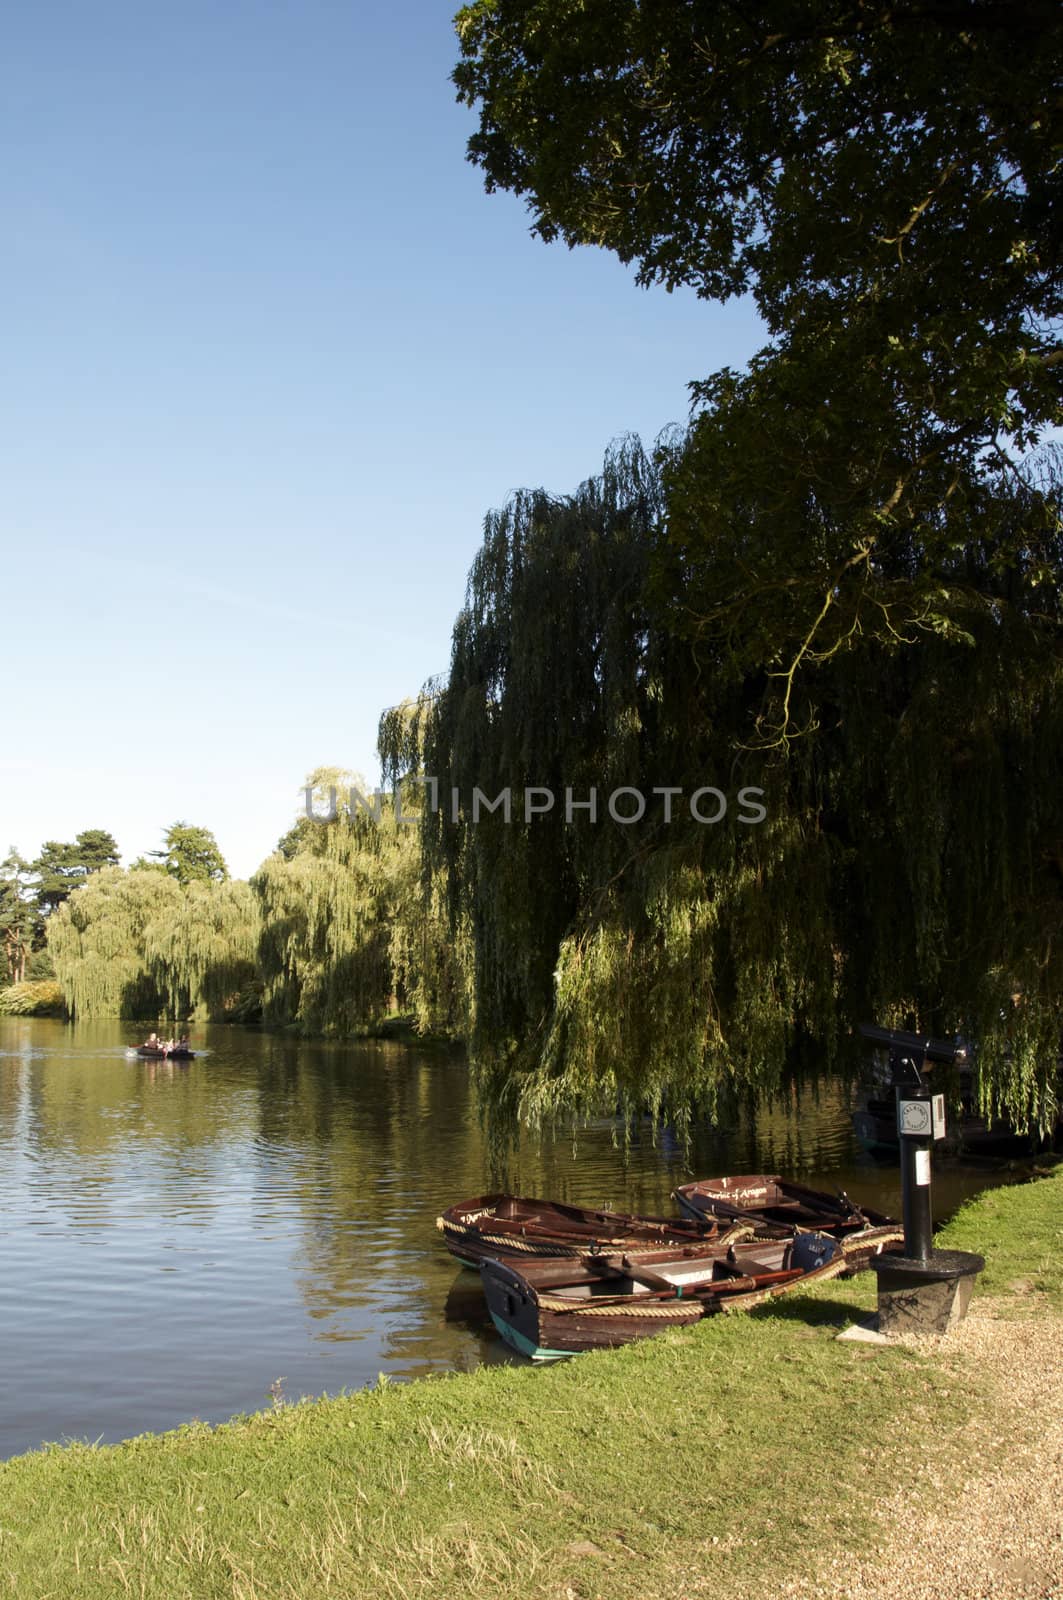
top-left (143, 878), bottom-right (260, 1020)
top-left (253, 769), bottom-right (469, 1038)
top-left (385, 795), bottom-right (474, 1040)
top-left (381, 438), bottom-right (811, 1135)
top-left (48, 867), bottom-right (260, 1021)
top-left (386, 434), bottom-right (1062, 1141)
top-left (48, 867), bottom-right (184, 1019)
top-left (379, 437), bottom-right (765, 1134)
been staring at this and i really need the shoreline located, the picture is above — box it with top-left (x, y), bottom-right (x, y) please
top-left (2, 1161), bottom-right (1059, 1598)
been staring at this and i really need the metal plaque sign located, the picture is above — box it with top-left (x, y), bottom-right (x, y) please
top-left (897, 1095), bottom-right (947, 1141)
top-left (898, 1098), bottom-right (932, 1138)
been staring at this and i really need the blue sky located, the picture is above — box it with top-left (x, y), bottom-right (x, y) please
top-left (2, 1), bottom-right (763, 878)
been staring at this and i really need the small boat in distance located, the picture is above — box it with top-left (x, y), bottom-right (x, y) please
top-left (438, 1193), bottom-right (716, 1269)
top-left (129, 1033), bottom-right (196, 1060)
top-left (481, 1230), bottom-right (847, 1360)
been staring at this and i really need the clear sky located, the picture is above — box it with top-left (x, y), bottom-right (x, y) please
top-left (2, 1), bottom-right (763, 878)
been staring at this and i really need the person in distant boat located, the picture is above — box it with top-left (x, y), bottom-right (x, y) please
top-left (144, 1032), bottom-right (160, 1050)
top-left (176, 1035), bottom-right (190, 1051)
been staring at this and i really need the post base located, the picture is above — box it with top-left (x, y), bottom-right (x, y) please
top-left (870, 1249), bottom-right (985, 1337)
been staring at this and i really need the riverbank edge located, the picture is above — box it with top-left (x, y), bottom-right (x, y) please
top-left (2, 1161), bottom-right (1060, 1600)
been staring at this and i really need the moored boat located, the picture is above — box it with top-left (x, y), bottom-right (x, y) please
top-left (437, 1193), bottom-right (716, 1269)
top-left (673, 1174), bottom-right (894, 1238)
top-left (481, 1231), bottom-right (848, 1360)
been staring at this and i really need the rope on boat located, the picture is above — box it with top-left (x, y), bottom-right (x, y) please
top-left (438, 1219), bottom-right (620, 1257)
top-left (536, 1296), bottom-right (701, 1318)
top-left (716, 1222), bottom-right (757, 1248)
top-left (717, 1225), bottom-right (905, 1313)
top-left (464, 1233), bottom-right (581, 1257)
top-left (839, 1226), bottom-right (904, 1258)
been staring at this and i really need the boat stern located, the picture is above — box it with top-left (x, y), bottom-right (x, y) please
top-left (479, 1258), bottom-right (570, 1361)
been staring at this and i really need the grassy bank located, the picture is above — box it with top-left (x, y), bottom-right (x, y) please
top-left (2, 1163), bottom-right (1059, 1600)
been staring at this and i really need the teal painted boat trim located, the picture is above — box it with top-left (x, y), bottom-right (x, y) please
top-left (488, 1309), bottom-right (572, 1362)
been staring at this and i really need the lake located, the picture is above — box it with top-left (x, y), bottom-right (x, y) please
top-left (0, 1016), bottom-right (1022, 1459)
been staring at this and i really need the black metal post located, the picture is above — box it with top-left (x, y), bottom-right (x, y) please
top-left (861, 1023), bottom-right (985, 1333)
top-left (896, 1080), bottom-right (934, 1262)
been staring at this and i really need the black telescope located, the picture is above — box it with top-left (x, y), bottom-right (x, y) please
top-left (857, 1024), bottom-right (966, 1070)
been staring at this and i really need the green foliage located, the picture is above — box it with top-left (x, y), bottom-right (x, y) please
top-left (142, 878), bottom-right (261, 1021)
top-left (41, 777), bottom-right (466, 1035)
top-left (0, 849), bottom-right (40, 986)
top-left (444, 0), bottom-right (1063, 1136)
top-left (400, 437), bottom-right (1061, 1137)
top-left (25, 946), bottom-right (55, 982)
top-left (0, 979), bottom-right (66, 1017)
top-left (32, 830), bottom-right (120, 915)
top-left (253, 779), bottom-right (469, 1039)
top-left (151, 822), bottom-right (229, 885)
top-left (392, 441), bottom-right (839, 1133)
top-left (48, 868), bottom-right (182, 1020)
top-left (48, 864), bottom-right (262, 1024)
top-left (454, 2), bottom-right (1059, 374)
top-left (455, 1), bottom-right (1062, 688)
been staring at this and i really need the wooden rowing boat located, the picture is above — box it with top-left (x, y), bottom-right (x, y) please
top-left (673, 1174), bottom-right (894, 1237)
top-left (481, 1230), bottom-right (847, 1360)
top-left (672, 1175), bottom-right (903, 1272)
top-left (437, 1193), bottom-right (716, 1269)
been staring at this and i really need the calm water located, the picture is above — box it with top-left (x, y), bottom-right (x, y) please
top-left (0, 1017), bottom-right (1027, 1458)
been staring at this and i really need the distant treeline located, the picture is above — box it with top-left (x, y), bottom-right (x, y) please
top-left (10, 792), bottom-right (467, 1041)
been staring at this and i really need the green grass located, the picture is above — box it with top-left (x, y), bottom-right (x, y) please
top-left (935, 1154), bottom-right (1063, 1308)
top-left (2, 1162), bottom-right (1059, 1600)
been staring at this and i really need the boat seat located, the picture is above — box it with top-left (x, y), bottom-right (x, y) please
top-left (628, 1260), bottom-right (721, 1291)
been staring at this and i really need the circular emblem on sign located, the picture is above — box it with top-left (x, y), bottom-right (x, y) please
top-left (899, 1100), bottom-right (932, 1135)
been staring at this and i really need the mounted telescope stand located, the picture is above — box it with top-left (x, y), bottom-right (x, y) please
top-left (859, 1025), bottom-right (984, 1336)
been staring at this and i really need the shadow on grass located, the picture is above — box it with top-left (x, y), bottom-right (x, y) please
top-left (746, 1294), bottom-right (867, 1328)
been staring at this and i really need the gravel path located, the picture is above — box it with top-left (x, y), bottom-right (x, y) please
top-left (772, 1302), bottom-right (1063, 1600)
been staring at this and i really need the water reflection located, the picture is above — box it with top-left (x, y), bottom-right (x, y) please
top-left (0, 1016), bottom-right (1027, 1458)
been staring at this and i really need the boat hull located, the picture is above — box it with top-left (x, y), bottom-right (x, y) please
top-left (479, 1233), bottom-right (851, 1358)
top-left (481, 1256), bottom-right (707, 1360)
